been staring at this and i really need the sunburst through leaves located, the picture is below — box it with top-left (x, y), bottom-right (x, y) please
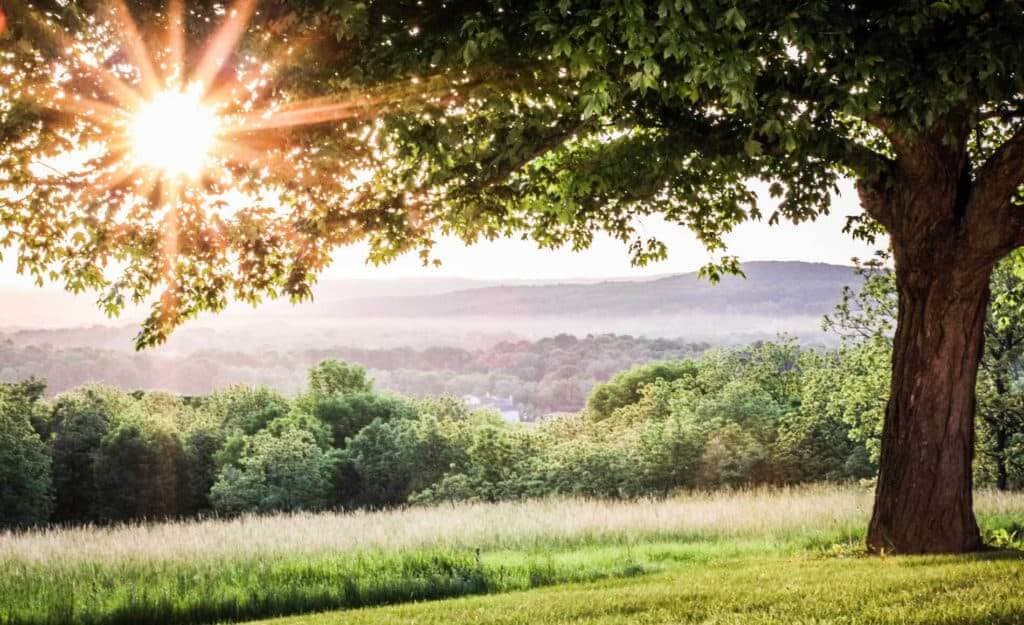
top-left (1, 0), bottom-right (428, 345)
top-left (23, 0), bottom-right (383, 201)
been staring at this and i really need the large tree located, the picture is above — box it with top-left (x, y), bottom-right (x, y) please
top-left (4, 1), bottom-right (1024, 552)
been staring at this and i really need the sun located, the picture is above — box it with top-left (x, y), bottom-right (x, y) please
top-left (25, 0), bottom-right (387, 198)
top-left (128, 85), bottom-right (220, 179)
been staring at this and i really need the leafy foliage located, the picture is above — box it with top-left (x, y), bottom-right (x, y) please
top-left (307, 360), bottom-right (374, 398)
top-left (312, 392), bottom-right (417, 447)
top-left (586, 361), bottom-right (697, 421)
top-left (8, 325), bottom-right (1024, 530)
top-left (210, 425), bottom-right (337, 514)
top-left (50, 385), bottom-right (131, 523)
top-left (94, 407), bottom-right (183, 521)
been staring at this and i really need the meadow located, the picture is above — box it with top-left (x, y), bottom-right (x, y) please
top-left (3, 485), bottom-right (1024, 625)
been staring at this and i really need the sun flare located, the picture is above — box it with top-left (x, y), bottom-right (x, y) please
top-left (19, 0), bottom-right (398, 200)
top-left (128, 86), bottom-right (220, 179)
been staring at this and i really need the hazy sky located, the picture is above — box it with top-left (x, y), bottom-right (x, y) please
top-left (0, 180), bottom-right (882, 289)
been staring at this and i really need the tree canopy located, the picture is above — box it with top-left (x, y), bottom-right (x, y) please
top-left (2, 1), bottom-right (1021, 347)
top-left (0, 349), bottom-right (890, 529)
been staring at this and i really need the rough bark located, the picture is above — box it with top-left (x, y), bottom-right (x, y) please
top-left (866, 258), bottom-right (989, 553)
top-left (858, 121), bottom-right (1014, 554)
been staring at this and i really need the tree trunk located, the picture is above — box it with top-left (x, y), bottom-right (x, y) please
top-left (995, 427), bottom-right (1010, 492)
top-left (991, 377), bottom-right (1010, 492)
top-left (855, 114), bottom-right (1024, 553)
top-left (867, 256), bottom-right (991, 554)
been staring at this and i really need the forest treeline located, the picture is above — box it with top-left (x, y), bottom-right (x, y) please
top-left (3, 331), bottom-right (1021, 530)
top-left (0, 334), bottom-right (708, 417)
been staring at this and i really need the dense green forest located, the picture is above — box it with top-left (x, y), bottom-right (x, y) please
top-left (3, 335), bottom-right (1021, 530)
top-left (0, 334), bottom-right (708, 417)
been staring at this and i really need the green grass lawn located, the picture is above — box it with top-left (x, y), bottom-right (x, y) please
top-left (254, 550), bottom-right (1024, 625)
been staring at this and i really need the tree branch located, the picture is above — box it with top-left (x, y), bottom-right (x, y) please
top-left (967, 122), bottom-right (1024, 248)
top-left (971, 122), bottom-right (1024, 214)
top-left (835, 135), bottom-right (895, 183)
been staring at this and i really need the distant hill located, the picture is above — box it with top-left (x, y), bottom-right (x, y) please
top-left (324, 261), bottom-right (855, 319)
top-left (0, 261), bottom-right (857, 351)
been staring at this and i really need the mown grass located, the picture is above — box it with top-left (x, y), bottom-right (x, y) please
top-left (255, 550), bottom-right (1024, 625)
top-left (1, 486), bottom-right (1023, 625)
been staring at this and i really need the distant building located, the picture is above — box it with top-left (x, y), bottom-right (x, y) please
top-left (462, 393), bottom-right (521, 423)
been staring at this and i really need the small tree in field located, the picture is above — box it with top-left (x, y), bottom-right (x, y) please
top-left (5, 1), bottom-right (1024, 552)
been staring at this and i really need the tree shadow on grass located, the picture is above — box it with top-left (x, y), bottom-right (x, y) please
top-left (916, 614), bottom-right (1024, 625)
top-left (885, 547), bottom-right (1024, 568)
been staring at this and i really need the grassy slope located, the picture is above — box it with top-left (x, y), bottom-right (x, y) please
top-left (257, 551), bottom-right (1024, 625)
top-left (0, 537), bottom-right (843, 625)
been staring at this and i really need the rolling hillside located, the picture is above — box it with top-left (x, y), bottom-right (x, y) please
top-left (324, 261), bottom-right (855, 319)
top-left (0, 261), bottom-right (858, 352)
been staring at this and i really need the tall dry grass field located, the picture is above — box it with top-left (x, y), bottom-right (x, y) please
top-left (2, 484), bottom-right (878, 564)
